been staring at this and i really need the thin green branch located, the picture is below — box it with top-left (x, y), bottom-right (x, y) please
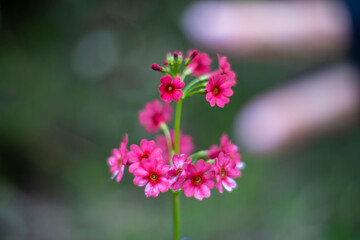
top-left (172, 191), bottom-right (181, 240)
top-left (182, 76), bottom-right (208, 95)
top-left (160, 123), bottom-right (174, 163)
top-left (184, 89), bottom-right (205, 99)
top-left (189, 150), bottom-right (208, 161)
top-left (174, 99), bottom-right (183, 154)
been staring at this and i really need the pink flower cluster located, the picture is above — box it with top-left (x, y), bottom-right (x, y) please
top-left (107, 133), bottom-right (244, 200)
top-left (153, 50), bottom-right (236, 108)
top-left (107, 49), bottom-right (244, 200)
top-left (138, 100), bottom-right (172, 132)
top-left (208, 133), bottom-right (244, 170)
top-left (156, 129), bottom-right (194, 163)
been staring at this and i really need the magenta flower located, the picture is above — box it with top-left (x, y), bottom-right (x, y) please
top-left (205, 73), bottom-right (233, 108)
top-left (133, 158), bottom-right (170, 197)
top-left (214, 152), bottom-right (241, 193)
top-left (217, 54), bottom-right (236, 86)
top-left (127, 139), bottom-right (163, 173)
top-left (159, 75), bottom-right (185, 103)
top-left (182, 160), bottom-right (215, 200)
top-left (156, 129), bottom-right (195, 163)
top-left (187, 51), bottom-right (212, 77)
top-left (168, 154), bottom-right (191, 192)
top-left (138, 100), bottom-right (173, 133)
top-left (208, 133), bottom-right (243, 169)
top-left (107, 134), bottom-right (128, 182)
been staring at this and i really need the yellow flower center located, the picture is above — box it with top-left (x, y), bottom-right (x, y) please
top-left (192, 175), bottom-right (203, 186)
top-left (149, 171), bottom-right (159, 183)
top-left (212, 86), bottom-right (220, 96)
top-left (166, 85), bottom-right (174, 93)
top-left (220, 168), bottom-right (227, 178)
top-left (140, 153), bottom-right (150, 159)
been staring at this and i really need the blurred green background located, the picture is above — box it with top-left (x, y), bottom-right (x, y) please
top-left (1, 0), bottom-right (360, 239)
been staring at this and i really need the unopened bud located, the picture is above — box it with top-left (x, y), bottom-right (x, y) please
top-left (152, 64), bottom-right (163, 72)
top-left (189, 50), bottom-right (198, 60)
top-left (173, 51), bottom-right (178, 60)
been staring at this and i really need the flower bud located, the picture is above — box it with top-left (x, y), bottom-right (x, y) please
top-left (152, 64), bottom-right (163, 72)
top-left (173, 51), bottom-right (179, 60)
top-left (189, 50), bottom-right (198, 60)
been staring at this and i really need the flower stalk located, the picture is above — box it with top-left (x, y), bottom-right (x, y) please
top-left (173, 95), bottom-right (183, 239)
top-left (172, 191), bottom-right (181, 240)
top-left (174, 99), bottom-right (183, 154)
top-left (107, 50), bottom-right (243, 240)
top-left (160, 123), bottom-right (174, 162)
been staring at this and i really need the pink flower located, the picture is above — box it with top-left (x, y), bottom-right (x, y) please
top-left (208, 133), bottom-right (243, 169)
top-left (159, 75), bottom-right (185, 103)
top-left (182, 159), bottom-right (215, 200)
top-left (187, 51), bottom-right (212, 77)
top-left (217, 54), bottom-right (236, 86)
top-left (168, 154), bottom-right (191, 191)
top-left (127, 139), bottom-right (163, 173)
top-left (214, 152), bottom-right (241, 193)
top-left (133, 158), bottom-right (170, 197)
top-left (156, 130), bottom-right (195, 162)
top-left (138, 100), bottom-right (173, 133)
top-left (205, 73), bottom-right (233, 108)
top-left (107, 134), bottom-right (128, 182)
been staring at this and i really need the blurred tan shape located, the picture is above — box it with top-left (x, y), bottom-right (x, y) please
top-left (182, 0), bottom-right (350, 58)
top-left (235, 63), bottom-right (360, 154)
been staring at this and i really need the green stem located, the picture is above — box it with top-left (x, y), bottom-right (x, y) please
top-left (174, 99), bottom-right (183, 154)
top-left (172, 191), bottom-right (181, 240)
top-left (180, 68), bottom-right (191, 81)
top-left (182, 77), bottom-right (208, 95)
top-left (189, 150), bottom-right (208, 161)
top-left (160, 123), bottom-right (174, 162)
top-left (184, 89), bottom-right (205, 99)
top-left (206, 159), bottom-right (215, 164)
top-left (185, 83), bottom-right (206, 95)
top-left (172, 97), bottom-right (184, 240)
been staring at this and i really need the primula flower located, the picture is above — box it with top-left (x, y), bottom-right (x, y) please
top-left (107, 134), bottom-right (128, 182)
top-left (127, 139), bottom-right (163, 173)
top-left (159, 75), bottom-right (185, 103)
top-left (205, 73), bottom-right (233, 108)
top-left (217, 54), bottom-right (236, 86)
top-left (156, 130), bottom-right (194, 163)
top-left (187, 50), bottom-right (212, 77)
top-left (168, 154), bottom-right (191, 191)
top-left (182, 159), bottom-right (215, 200)
top-left (138, 100), bottom-right (173, 133)
top-left (133, 157), bottom-right (170, 197)
top-left (208, 133), bottom-right (243, 169)
top-left (214, 152), bottom-right (241, 193)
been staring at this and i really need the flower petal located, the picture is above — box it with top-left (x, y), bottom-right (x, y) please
top-left (186, 163), bottom-right (197, 176)
top-left (194, 187), bottom-right (204, 200)
top-left (172, 90), bottom-right (183, 102)
top-left (129, 162), bottom-right (140, 173)
top-left (195, 160), bottom-right (205, 173)
top-left (134, 176), bottom-right (148, 186)
top-left (160, 75), bottom-right (172, 85)
top-left (200, 184), bottom-right (211, 198)
top-left (227, 168), bottom-right (241, 178)
top-left (161, 93), bottom-right (172, 103)
top-left (183, 184), bottom-right (195, 198)
top-left (145, 183), bottom-right (160, 197)
top-left (141, 159), bottom-right (154, 172)
top-left (172, 77), bottom-right (185, 89)
top-left (115, 166), bottom-right (125, 182)
top-left (223, 177), bottom-right (237, 192)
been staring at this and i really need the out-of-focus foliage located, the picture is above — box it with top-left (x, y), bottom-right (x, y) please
top-left (1, 0), bottom-right (360, 239)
